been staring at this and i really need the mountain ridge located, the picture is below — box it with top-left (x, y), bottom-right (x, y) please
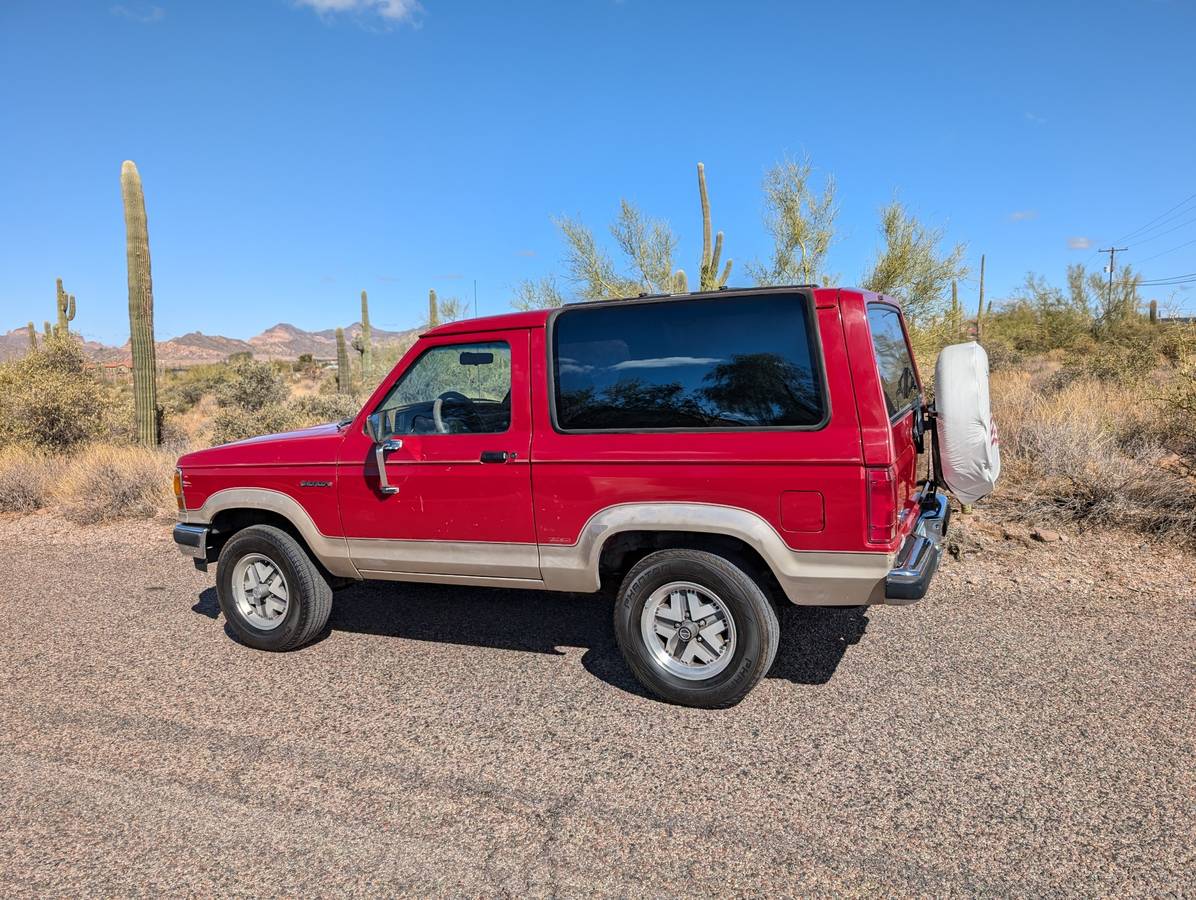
top-left (0, 321), bottom-right (420, 365)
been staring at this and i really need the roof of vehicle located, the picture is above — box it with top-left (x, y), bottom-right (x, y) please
top-left (421, 285), bottom-right (877, 337)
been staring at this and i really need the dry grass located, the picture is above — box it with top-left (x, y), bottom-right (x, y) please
top-left (0, 447), bottom-right (55, 513)
top-left (0, 445), bottom-right (177, 523)
top-left (992, 369), bottom-right (1196, 543)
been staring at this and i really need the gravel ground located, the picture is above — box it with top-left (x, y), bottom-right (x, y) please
top-left (1, 509), bottom-right (1193, 897)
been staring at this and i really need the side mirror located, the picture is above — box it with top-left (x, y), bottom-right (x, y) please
top-left (365, 412), bottom-right (384, 444)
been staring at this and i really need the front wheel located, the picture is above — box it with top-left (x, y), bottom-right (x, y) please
top-left (216, 524), bottom-right (333, 651)
top-left (613, 549), bottom-right (780, 708)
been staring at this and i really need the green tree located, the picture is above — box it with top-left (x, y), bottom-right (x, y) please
top-left (747, 156), bottom-right (838, 287)
top-left (860, 200), bottom-right (968, 324)
top-left (511, 275), bottom-right (565, 311)
top-left (556, 200), bottom-right (681, 301)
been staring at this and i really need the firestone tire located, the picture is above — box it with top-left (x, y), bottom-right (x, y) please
top-left (216, 524), bottom-right (333, 651)
top-left (613, 549), bottom-right (780, 708)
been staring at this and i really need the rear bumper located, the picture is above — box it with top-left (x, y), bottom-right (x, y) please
top-left (884, 491), bottom-right (949, 604)
top-left (173, 523), bottom-right (209, 559)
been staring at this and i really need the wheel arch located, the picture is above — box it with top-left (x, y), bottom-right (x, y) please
top-left (183, 487), bottom-right (358, 579)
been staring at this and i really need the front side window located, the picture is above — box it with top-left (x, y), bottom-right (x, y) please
top-left (867, 304), bottom-right (920, 419)
top-left (374, 341), bottom-right (511, 435)
top-left (552, 293), bottom-right (826, 431)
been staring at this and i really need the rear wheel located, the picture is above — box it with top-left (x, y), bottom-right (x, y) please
top-left (613, 549), bottom-right (780, 708)
top-left (216, 525), bottom-right (332, 651)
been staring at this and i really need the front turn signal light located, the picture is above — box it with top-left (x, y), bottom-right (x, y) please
top-left (172, 468), bottom-right (185, 511)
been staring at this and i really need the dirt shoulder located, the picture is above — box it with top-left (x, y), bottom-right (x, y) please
top-left (0, 510), bottom-right (1193, 895)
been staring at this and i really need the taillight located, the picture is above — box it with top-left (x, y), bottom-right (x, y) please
top-left (866, 466), bottom-right (896, 543)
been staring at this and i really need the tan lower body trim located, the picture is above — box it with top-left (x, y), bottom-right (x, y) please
top-left (538, 502), bottom-right (893, 606)
top-left (346, 539), bottom-right (541, 581)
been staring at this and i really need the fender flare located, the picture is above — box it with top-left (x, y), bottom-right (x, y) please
top-left (182, 487), bottom-right (358, 578)
top-left (537, 502), bottom-right (890, 605)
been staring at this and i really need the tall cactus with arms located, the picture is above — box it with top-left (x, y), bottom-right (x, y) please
top-left (121, 160), bottom-right (159, 446)
top-left (697, 163), bottom-right (732, 291)
top-left (27, 322), bottom-right (37, 351)
top-left (351, 290), bottom-right (372, 379)
top-left (55, 278), bottom-right (76, 335)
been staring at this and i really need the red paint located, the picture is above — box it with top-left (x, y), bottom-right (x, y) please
top-left (178, 287), bottom-right (925, 556)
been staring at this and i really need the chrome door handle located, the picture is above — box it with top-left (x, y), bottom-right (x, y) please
top-left (374, 438), bottom-right (403, 495)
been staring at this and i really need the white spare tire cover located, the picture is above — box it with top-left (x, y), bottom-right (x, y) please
top-left (935, 342), bottom-right (1000, 503)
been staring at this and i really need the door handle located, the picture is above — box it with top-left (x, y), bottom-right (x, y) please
top-left (479, 451), bottom-right (509, 464)
top-left (374, 437), bottom-right (403, 495)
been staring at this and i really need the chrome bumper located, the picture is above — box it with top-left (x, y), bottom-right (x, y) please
top-left (173, 523), bottom-right (209, 560)
top-left (884, 491), bottom-right (949, 604)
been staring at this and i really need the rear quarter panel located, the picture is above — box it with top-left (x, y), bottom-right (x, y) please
top-left (529, 294), bottom-right (870, 552)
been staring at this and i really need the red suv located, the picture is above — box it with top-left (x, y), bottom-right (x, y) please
top-left (174, 287), bottom-right (950, 707)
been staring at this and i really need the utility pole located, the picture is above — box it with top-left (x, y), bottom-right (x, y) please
top-left (1099, 246), bottom-right (1127, 312)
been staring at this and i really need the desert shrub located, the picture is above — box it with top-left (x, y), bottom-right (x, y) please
top-left (214, 357), bottom-right (288, 412)
top-left (289, 394), bottom-right (361, 422)
top-left (0, 333), bottom-right (109, 451)
top-left (56, 445), bottom-right (176, 524)
top-left (1161, 354), bottom-right (1196, 454)
top-left (0, 447), bottom-right (54, 513)
top-left (160, 363), bottom-right (235, 415)
top-left (993, 370), bottom-right (1196, 543)
top-left (209, 394), bottom-right (361, 445)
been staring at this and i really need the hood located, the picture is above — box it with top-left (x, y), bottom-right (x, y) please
top-left (178, 421), bottom-right (348, 468)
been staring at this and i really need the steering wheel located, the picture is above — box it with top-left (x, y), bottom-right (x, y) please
top-left (432, 390), bottom-right (481, 434)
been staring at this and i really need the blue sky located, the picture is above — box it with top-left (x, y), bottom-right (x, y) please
top-left (1, 0), bottom-right (1194, 345)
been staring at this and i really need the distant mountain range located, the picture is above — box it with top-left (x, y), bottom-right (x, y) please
top-left (0, 321), bottom-right (420, 365)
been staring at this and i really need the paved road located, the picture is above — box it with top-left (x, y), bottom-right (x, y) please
top-left (1, 512), bottom-right (1193, 896)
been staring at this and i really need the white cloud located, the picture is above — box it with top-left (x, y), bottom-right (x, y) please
top-left (1068, 236), bottom-right (1092, 250)
top-left (1008, 210), bottom-right (1037, 222)
top-left (610, 356), bottom-right (723, 371)
top-left (1025, 112), bottom-right (1047, 125)
top-left (110, 4), bottom-right (165, 23)
top-left (295, 0), bottom-right (423, 24)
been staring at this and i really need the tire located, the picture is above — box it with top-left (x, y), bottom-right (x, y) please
top-left (216, 524), bottom-right (333, 651)
top-left (613, 549), bottom-right (780, 708)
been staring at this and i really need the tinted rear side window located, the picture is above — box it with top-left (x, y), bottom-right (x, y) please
top-left (867, 304), bottom-right (920, 418)
top-left (552, 293), bottom-right (825, 431)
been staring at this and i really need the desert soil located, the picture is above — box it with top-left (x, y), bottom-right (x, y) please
top-left (1, 509), bottom-right (1193, 896)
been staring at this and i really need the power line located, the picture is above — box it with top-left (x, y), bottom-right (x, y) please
top-left (1125, 212), bottom-right (1196, 247)
top-left (1106, 272), bottom-right (1196, 287)
top-left (1113, 190), bottom-right (1196, 245)
top-left (1131, 237), bottom-right (1196, 266)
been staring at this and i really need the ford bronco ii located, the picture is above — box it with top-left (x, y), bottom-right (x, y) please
top-left (174, 287), bottom-right (967, 707)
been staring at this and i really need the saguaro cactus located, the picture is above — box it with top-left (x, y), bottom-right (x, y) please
top-left (428, 289), bottom-right (440, 328)
top-left (975, 254), bottom-right (986, 344)
top-left (697, 163), bottom-right (732, 291)
top-left (673, 269), bottom-right (688, 293)
top-left (55, 278), bottom-right (76, 335)
top-left (121, 160), bottom-right (159, 446)
top-left (336, 327), bottom-right (350, 394)
top-left (351, 291), bottom-right (372, 378)
top-left (27, 322), bottom-right (37, 350)
top-left (43, 321), bottom-right (51, 339)
top-left (1149, 299), bottom-right (1158, 324)
top-left (358, 290), bottom-right (372, 378)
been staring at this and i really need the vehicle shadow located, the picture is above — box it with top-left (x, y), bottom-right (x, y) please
top-left (192, 583), bottom-right (869, 693)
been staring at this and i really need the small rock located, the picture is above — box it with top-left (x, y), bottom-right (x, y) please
top-left (1032, 528), bottom-right (1062, 543)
